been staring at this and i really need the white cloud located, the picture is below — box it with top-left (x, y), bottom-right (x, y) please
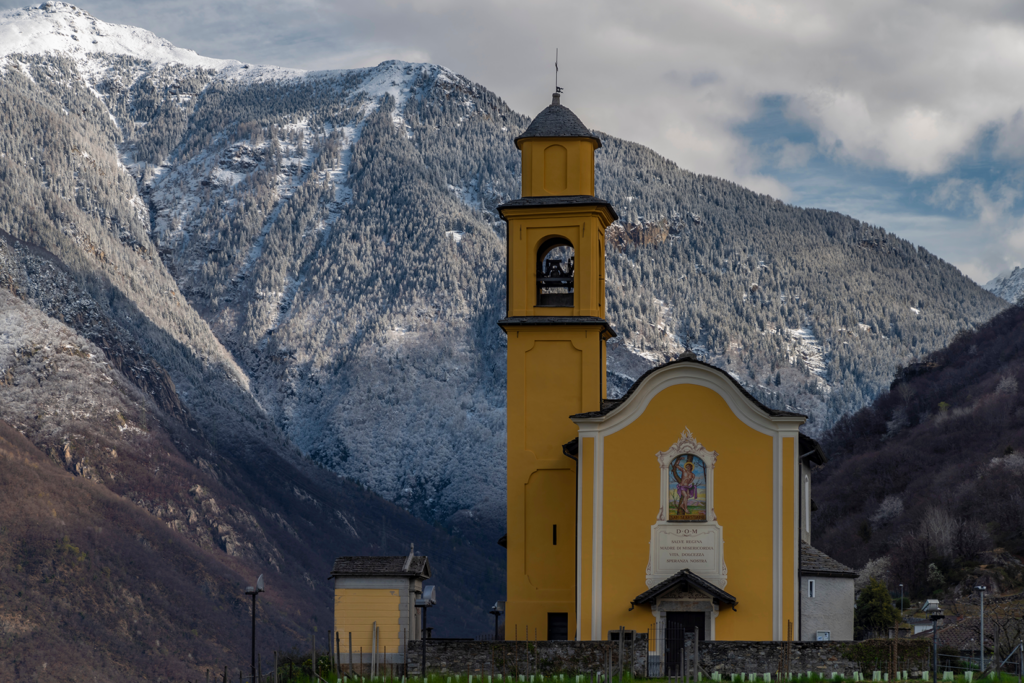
top-left (776, 141), bottom-right (814, 170)
top-left (51, 0), bottom-right (1024, 182)
top-left (4, 0), bottom-right (1024, 277)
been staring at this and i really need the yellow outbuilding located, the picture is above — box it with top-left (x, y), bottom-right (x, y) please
top-left (330, 548), bottom-right (430, 674)
top-left (497, 93), bottom-right (843, 652)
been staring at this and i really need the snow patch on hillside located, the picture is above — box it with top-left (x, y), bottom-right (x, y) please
top-left (787, 326), bottom-right (826, 376)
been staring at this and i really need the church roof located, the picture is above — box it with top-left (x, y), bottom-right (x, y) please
top-left (800, 542), bottom-right (858, 578)
top-left (497, 195), bottom-right (619, 221)
top-left (632, 568), bottom-right (738, 608)
top-left (570, 352), bottom-right (807, 421)
top-left (515, 94), bottom-right (601, 147)
top-left (330, 555), bottom-right (430, 579)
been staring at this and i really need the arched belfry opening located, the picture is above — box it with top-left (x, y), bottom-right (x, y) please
top-left (536, 237), bottom-right (574, 307)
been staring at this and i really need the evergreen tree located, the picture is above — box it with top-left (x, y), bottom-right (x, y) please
top-left (854, 577), bottom-right (901, 639)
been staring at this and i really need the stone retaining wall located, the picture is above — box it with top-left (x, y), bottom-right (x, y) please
top-left (696, 641), bottom-right (860, 678)
top-left (406, 637), bottom-right (648, 676)
top-left (404, 639), bottom-right (870, 678)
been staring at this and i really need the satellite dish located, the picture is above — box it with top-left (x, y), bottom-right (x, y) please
top-left (257, 574), bottom-right (264, 592)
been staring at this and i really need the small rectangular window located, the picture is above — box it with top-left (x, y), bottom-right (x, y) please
top-left (553, 524), bottom-right (557, 545)
top-left (548, 612), bottom-right (569, 641)
top-left (816, 631), bottom-right (831, 641)
top-left (808, 579), bottom-right (816, 598)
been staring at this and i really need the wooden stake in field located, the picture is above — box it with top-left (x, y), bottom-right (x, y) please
top-left (890, 618), bottom-right (898, 682)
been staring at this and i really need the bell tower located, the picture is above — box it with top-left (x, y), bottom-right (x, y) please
top-left (498, 93), bottom-right (617, 641)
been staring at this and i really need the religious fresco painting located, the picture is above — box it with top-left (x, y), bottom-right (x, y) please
top-left (670, 454), bottom-right (707, 521)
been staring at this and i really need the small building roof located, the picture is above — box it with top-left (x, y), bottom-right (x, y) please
top-left (801, 542), bottom-right (858, 578)
top-left (800, 433), bottom-right (827, 466)
top-left (330, 555), bottom-right (430, 579)
top-left (515, 94), bottom-right (601, 148)
top-left (911, 616), bottom-right (996, 652)
top-left (632, 568), bottom-right (738, 609)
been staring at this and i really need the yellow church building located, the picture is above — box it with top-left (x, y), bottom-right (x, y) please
top-left (497, 93), bottom-right (850, 647)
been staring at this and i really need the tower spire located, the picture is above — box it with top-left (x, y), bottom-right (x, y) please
top-left (555, 48), bottom-right (563, 103)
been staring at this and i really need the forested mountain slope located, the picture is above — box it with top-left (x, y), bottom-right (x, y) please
top-left (814, 302), bottom-right (1024, 598)
top-left (0, 230), bottom-right (504, 678)
top-left (0, 2), bottom-right (1007, 530)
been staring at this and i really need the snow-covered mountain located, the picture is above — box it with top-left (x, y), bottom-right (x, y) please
top-left (985, 266), bottom-right (1024, 304)
top-left (0, 1), bottom-right (1008, 532)
top-left (0, 1), bottom-right (233, 69)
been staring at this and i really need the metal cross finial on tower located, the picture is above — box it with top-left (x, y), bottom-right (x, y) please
top-left (555, 48), bottom-right (563, 95)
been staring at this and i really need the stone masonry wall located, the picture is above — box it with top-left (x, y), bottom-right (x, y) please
top-left (405, 639), bottom-right (867, 678)
top-left (406, 637), bottom-right (649, 676)
top-left (697, 641), bottom-right (860, 678)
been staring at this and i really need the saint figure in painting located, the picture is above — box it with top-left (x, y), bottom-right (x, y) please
top-left (670, 454), bottom-right (706, 521)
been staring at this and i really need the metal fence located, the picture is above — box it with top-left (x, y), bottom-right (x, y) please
top-left (645, 623), bottom-right (702, 678)
top-left (938, 649), bottom-right (1024, 677)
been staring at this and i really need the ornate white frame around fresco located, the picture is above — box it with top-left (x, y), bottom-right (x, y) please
top-left (656, 428), bottom-right (718, 523)
top-left (647, 428), bottom-right (728, 589)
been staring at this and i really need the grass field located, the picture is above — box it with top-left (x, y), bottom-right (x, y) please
top-left (253, 672), bottom-right (1024, 683)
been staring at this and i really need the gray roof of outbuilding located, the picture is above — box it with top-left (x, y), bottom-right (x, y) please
top-left (515, 98), bottom-right (601, 147)
top-left (330, 555), bottom-right (430, 579)
top-left (801, 542), bottom-right (858, 578)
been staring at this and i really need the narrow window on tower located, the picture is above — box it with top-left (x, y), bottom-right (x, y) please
top-left (552, 524), bottom-right (557, 545)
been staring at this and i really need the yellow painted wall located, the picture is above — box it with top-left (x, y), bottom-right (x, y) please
top-left (333, 588), bottom-right (402, 650)
top-left (505, 325), bottom-right (606, 639)
top-left (597, 384), bottom-right (778, 641)
top-left (579, 436), bottom-right (594, 639)
top-left (518, 138), bottom-right (598, 197)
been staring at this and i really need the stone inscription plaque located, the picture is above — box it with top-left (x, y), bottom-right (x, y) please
top-left (652, 524), bottom-right (723, 577)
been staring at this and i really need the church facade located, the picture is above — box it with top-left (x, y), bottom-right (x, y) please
top-left (497, 94), bottom-right (854, 646)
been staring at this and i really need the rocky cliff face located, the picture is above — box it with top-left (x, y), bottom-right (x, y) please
top-left (986, 266), bottom-right (1024, 304)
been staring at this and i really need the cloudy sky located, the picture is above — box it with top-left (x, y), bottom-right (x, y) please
top-left (7, 0), bottom-right (1024, 284)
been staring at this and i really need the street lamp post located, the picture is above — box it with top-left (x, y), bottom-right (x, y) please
top-left (977, 586), bottom-right (988, 673)
top-left (899, 584), bottom-right (904, 612)
top-left (930, 609), bottom-right (944, 683)
top-left (245, 575), bottom-right (265, 683)
top-left (489, 602), bottom-right (505, 641)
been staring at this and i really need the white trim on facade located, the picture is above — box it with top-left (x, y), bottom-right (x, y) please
top-left (576, 437), bottom-right (584, 641)
top-left (592, 433), bottom-right (604, 640)
top-left (773, 433), bottom-right (782, 640)
top-left (791, 431), bottom-right (801, 638)
top-left (571, 364), bottom-right (805, 436)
